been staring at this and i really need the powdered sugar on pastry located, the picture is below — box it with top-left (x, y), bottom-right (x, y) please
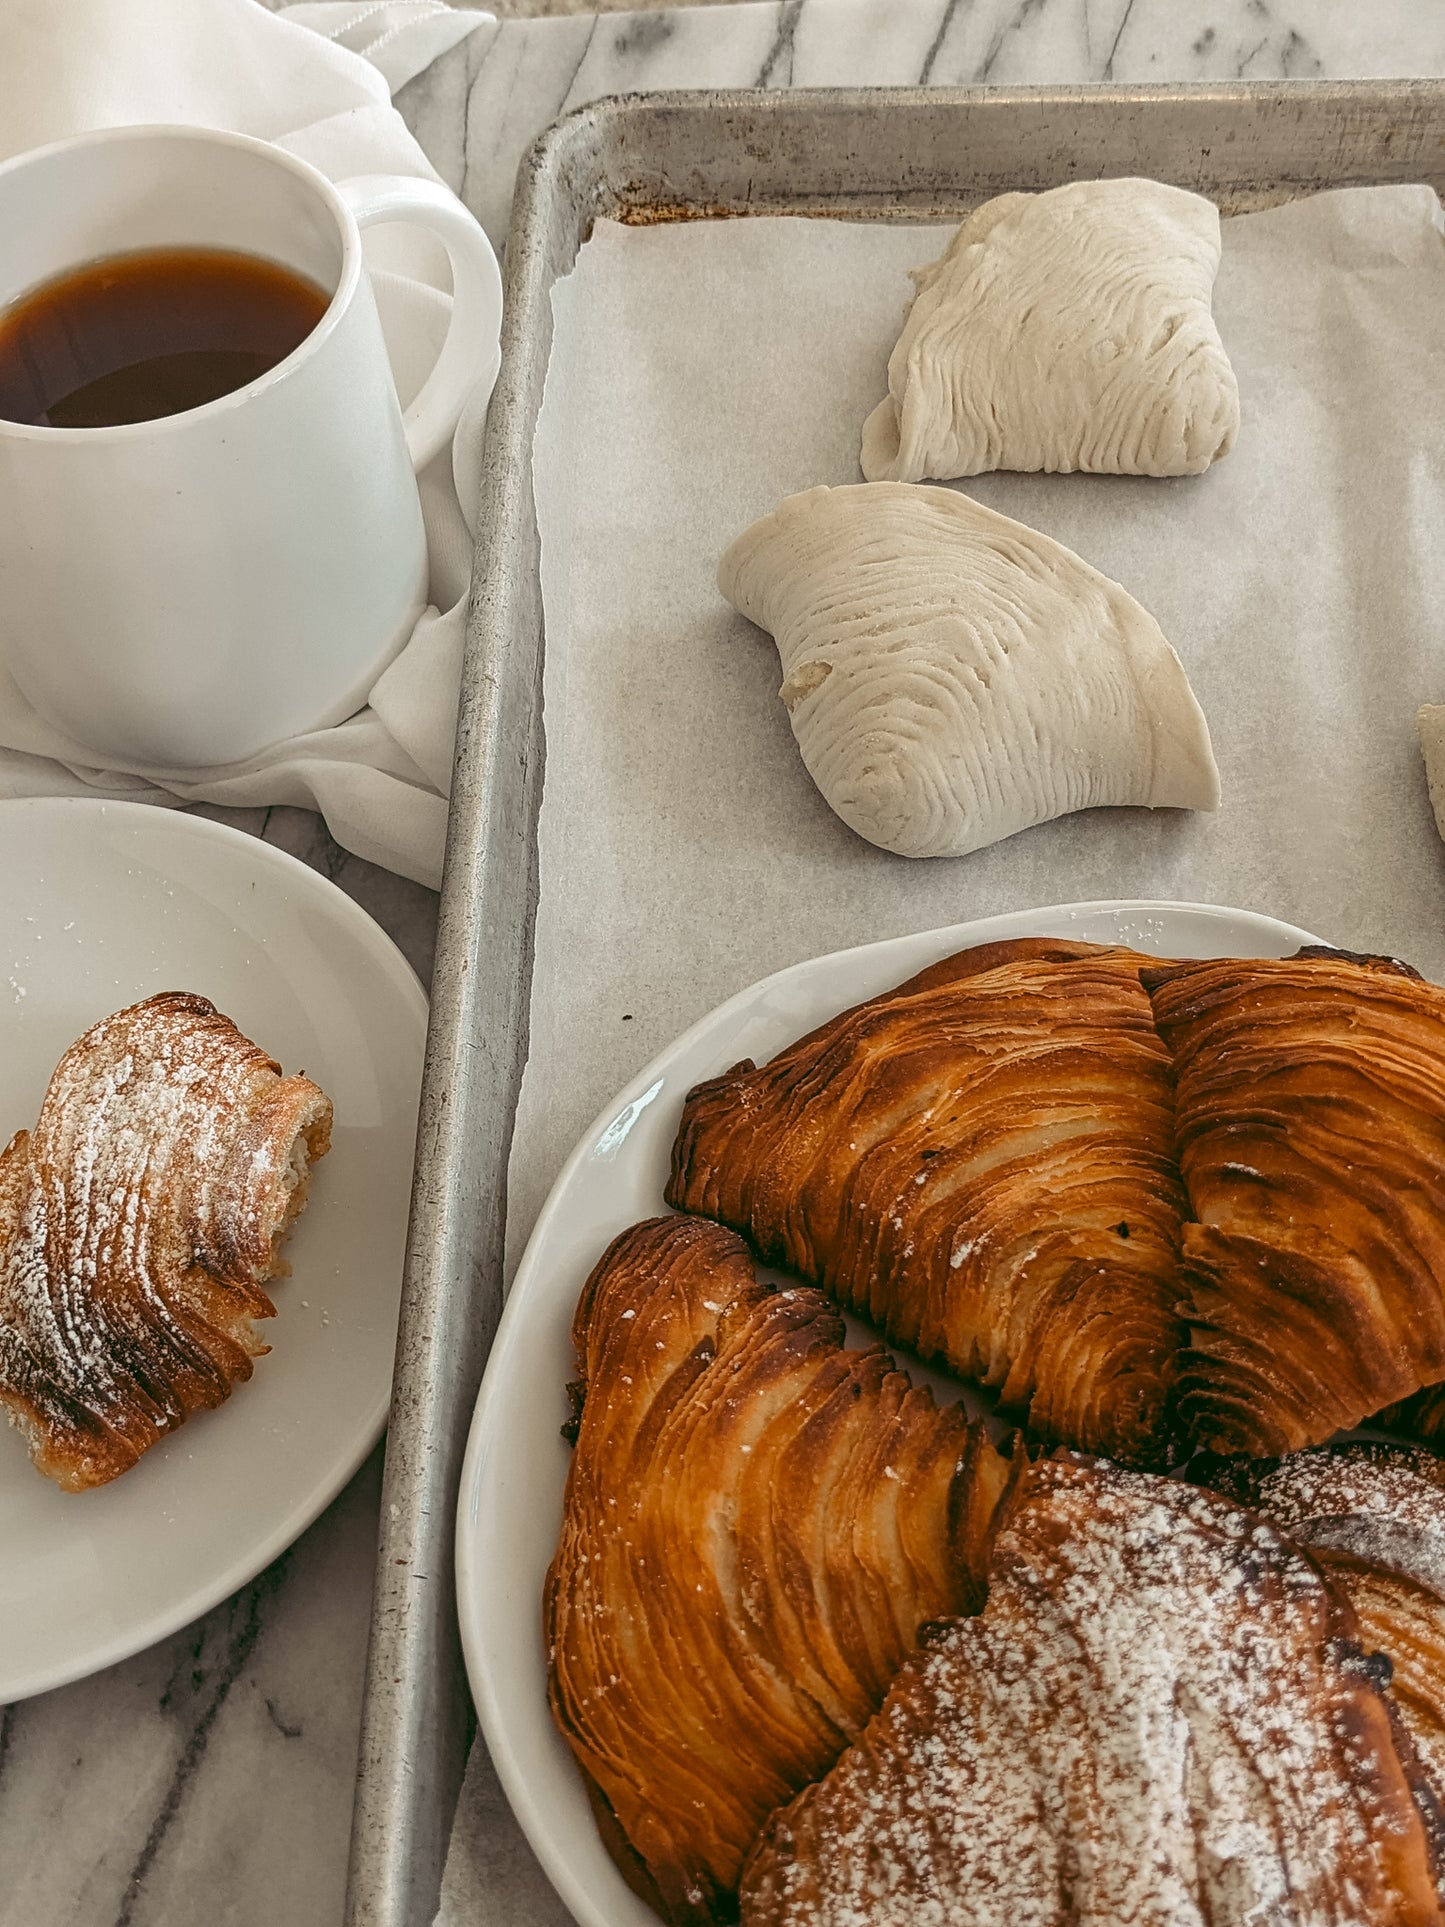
top-left (0, 992), bottom-right (332, 1490)
top-left (1207, 1442), bottom-right (1445, 1801)
top-left (741, 1458), bottom-right (1444, 1927)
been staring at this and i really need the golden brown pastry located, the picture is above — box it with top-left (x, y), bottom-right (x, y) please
top-left (545, 1214), bottom-right (1016, 1926)
top-left (741, 1456), bottom-right (1445, 1927)
top-left (667, 937), bottom-right (1186, 1466)
top-left (1205, 1442), bottom-right (1445, 1791)
top-left (1145, 948), bottom-right (1445, 1456)
top-left (0, 992), bottom-right (332, 1490)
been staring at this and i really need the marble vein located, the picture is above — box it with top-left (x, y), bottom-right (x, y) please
top-left (2, 1444), bottom-right (384, 1927)
top-left (919, 0), bottom-right (965, 85)
top-left (756, 0), bottom-right (804, 86)
top-left (1102, 0), bottom-right (1137, 79)
top-left (114, 1558), bottom-right (295, 1927)
top-left (424, 0), bottom-right (1445, 245)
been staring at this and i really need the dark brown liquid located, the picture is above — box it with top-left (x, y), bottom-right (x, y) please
top-left (0, 247), bottom-right (330, 428)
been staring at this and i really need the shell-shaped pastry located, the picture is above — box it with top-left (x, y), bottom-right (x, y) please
top-left (1144, 948), bottom-right (1445, 1457)
top-left (741, 1458), bottom-right (1445, 1927)
top-left (861, 178), bottom-right (1240, 481)
top-left (718, 482), bottom-right (1219, 859)
top-left (667, 937), bottom-right (1188, 1468)
top-left (545, 1215), bottom-right (1016, 1925)
top-left (0, 992), bottom-right (333, 1490)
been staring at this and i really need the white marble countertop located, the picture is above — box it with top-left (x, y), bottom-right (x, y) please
top-left (4, 3), bottom-right (1445, 1924)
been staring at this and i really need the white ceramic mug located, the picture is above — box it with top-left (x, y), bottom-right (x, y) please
top-left (0, 124), bottom-right (503, 768)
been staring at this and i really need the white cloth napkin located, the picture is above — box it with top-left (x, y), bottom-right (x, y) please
top-left (1, 0), bottom-right (496, 888)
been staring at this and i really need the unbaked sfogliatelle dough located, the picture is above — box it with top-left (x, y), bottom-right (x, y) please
top-left (1418, 704), bottom-right (1445, 844)
top-left (717, 483), bottom-right (1220, 859)
top-left (861, 178), bottom-right (1240, 482)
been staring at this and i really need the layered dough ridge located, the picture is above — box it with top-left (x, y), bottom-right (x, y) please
top-left (667, 938), bottom-right (1187, 1466)
top-left (0, 991), bottom-right (332, 1490)
top-left (1202, 1441), bottom-right (1445, 1792)
top-left (861, 178), bottom-right (1239, 482)
top-left (670, 937), bottom-right (1445, 1464)
top-left (545, 1214), bottom-right (1015, 1925)
top-left (1147, 949), bottom-right (1445, 1456)
top-left (718, 483), bottom-right (1219, 860)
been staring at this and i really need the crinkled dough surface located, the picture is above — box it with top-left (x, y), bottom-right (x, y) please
top-left (861, 178), bottom-right (1240, 481)
top-left (717, 482), bottom-right (1220, 859)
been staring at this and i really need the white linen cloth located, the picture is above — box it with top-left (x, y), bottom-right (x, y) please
top-left (0, 0), bottom-right (496, 887)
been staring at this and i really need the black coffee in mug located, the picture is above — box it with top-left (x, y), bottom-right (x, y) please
top-left (0, 246), bottom-right (329, 428)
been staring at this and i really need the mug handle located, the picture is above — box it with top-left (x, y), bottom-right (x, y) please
top-left (337, 175), bottom-right (503, 473)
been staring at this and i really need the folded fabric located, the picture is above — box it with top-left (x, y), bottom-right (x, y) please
top-left (0, 0), bottom-right (497, 887)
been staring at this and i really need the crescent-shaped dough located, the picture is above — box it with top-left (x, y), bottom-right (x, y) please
top-left (718, 482), bottom-right (1219, 859)
top-left (861, 178), bottom-right (1240, 481)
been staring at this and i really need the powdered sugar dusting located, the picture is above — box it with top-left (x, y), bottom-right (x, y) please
top-left (743, 1459), bottom-right (1435, 1926)
top-left (1217, 1443), bottom-right (1445, 1604)
top-left (0, 992), bottom-right (332, 1489)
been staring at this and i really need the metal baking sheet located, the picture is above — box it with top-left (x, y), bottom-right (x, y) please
top-left (343, 81), bottom-right (1445, 1927)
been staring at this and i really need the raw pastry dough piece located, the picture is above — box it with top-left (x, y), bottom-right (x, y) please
top-left (545, 1215), bottom-right (1016, 1925)
top-left (1145, 948), bottom-right (1445, 1457)
top-left (861, 177), bottom-right (1240, 481)
top-left (717, 482), bottom-right (1219, 859)
top-left (741, 1457), bottom-right (1445, 1927)
top-left (667, 937), bottom-right (1188, 1467)
top-left (1419, 704), bottom-right (1445, 843)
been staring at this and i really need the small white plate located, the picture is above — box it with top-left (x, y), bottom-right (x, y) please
top-left (0, 798), bottom-right (426, 1702)
top-left (456, 898), bottom-right (1324, 1927)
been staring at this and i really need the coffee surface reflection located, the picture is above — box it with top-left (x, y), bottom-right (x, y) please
top-left (0, 246), bottom-right (329, 428)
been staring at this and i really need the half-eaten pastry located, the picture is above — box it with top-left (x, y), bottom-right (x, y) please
top-left (861, 177), bottom-right (1239, 481)
top-left (717, 483), bottom-right (1219, 859)
top-left (0, 992), bottom-right (333, 1490)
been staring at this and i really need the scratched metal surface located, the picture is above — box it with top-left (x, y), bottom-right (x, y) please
top-left (343, 80), bottom-right (1445, 1927)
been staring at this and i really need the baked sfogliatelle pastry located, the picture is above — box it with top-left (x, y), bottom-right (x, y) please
top-left (1204, 1442), bottom-right (1445, 1790)
top-left (860, 178), bottom-right (1239, 482)
top-left (0, 992), bottom-right (333, 1490)
top-left (667, 937), bottom-right (1187, 1466)
top-left (741, 1457), bottom-right (1445, 1927)
top-left (1145, 948), bottom-right (1445, 1457)
top-left (545, 1215), bottom-right (1016, 1925)
top-left (717, 484), bottom-right (1218, 860)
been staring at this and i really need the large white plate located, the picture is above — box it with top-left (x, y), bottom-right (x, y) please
top-left (456, 898), bottom-right (1325, 1927)
top-left (0, 798), bottom-right (426, 1702)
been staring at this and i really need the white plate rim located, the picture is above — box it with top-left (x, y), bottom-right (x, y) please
top-left (455, 897), bottom-right (1326, 1927)
top-left (0, 795), bottom-right (428, 1701)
